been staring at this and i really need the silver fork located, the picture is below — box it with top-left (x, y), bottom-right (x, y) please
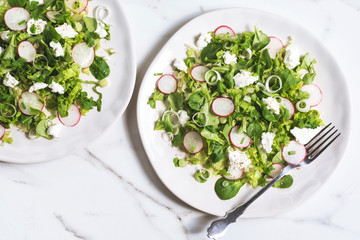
top-left (207, 123), bottom-right (341, 239)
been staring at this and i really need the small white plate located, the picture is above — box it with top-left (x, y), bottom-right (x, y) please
top-left (1, 0), bottom-right (136, 163)
top-left (137, 8), bottom-right (351, 217)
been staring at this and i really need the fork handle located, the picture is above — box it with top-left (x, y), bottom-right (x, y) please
top-left (207, 164), bottom-right (295, 239)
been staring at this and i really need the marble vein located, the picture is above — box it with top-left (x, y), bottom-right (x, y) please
top-left (55, 214), bottom-right (87, 240)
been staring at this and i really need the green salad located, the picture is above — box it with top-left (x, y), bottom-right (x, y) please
top-left (0, 0), bottom-right (111, 144)
top-left (148, 25), bottom-right (324, 200)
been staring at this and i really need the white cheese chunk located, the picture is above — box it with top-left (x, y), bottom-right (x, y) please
top-left (95, 20), bottom-right (107, 38)
top-left (49, 41), bottom-right (64, 57)
top-left (228, 149), bottom-right (252, 177)
top-left (196, 33), bottom-right (212, 50)
top-left (29, 82), bottom-right (48, 92)
top-left (29, 0), bottom-right (44, 4)
top-left (233, 71), bottom-right (259, 88)
top-left (263, 97), bottom-right (280, 115)
top-left (55, 23), bottom-right (78, 39)
top-left (27, 19), bottom-right (47, 35)
top-left (0, 46), bottom-right (3, 55)
top-left (174, 59), bottom-right (187, 72)
top-left (284, 45), bottom-right (300, 69)
top-left (49, 82), bottom-right (65, 94)
top-left (178, 110), bottom-right (189, 127)
top-left (47, 123), bottom-right (63, 138)
top-left (3, 72), bottom-right (19, 88)
top-left (223, 51), bottom-right (237, 65)
top-left (261, 132), bottom-right (276, 154)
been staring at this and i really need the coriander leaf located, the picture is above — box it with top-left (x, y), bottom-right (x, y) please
top-left (90, 56), bottom-right (110, 80)
top-left (8, 0), bottom-right (26, 7)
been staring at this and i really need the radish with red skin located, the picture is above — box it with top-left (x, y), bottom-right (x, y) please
top-left (65, 0), bottom-right (88, 13)
top-left (18, 41), bottom-right (37, 62)
top-left (0, 124), bottom-right (5, 140)
top-left (71, 42), bottom-right (95, 69)
top-left (301, 84), bottom-right (323, 107)
top-left (190, 65), bottom-right (209, 82)
top-left (211, 97), bottom-right (235, 117)
top-left (4, 7), bottom-right (30, 31)
top-left (183, 131), bottom-right (203, 154)
top-left (223, 168), bottom-right (244, 181)
top-left (18, 92), bottom-right (44, 116)
top-left (266, 36), bottom-right (284, 59)
top-left (270, 163), bottom-right (284, 178)
top-left (282, 140), bottom-right (307, 165)
top-left (156, 74), bottom-right (178, 95)
top-left (214, 25), bottom-right (236, 37)
top-left (58, 104), bottom-right (82, 127)
top-left (280, 97), bottom-right (295, 120)
top-left (229, 126), bottom-right (253, 149)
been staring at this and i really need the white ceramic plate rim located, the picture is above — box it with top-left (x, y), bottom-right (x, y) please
top-left (137, 8), bottom-right (351, 217)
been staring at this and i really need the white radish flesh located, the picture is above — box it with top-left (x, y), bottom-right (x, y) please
top-left (266, 36), bottom-right (284, 59)
top-left (211, 97), bottom-right (235, 117)
top-left (280, 97), bottom-right (295, 120)
top-left (4, 7), bottom-right (30, 31)
top-left (301, 84), bottom-right (323, 107)
top-left (282, 140), bottom-right (307, 165)
top-left (71, 42), bottom-right (95, 68)
top-left (18, 41), bottom-right (37, 62)
top-left (156, 74), bottom-right (178, 95)
top-left (18, 92), bottom-right (44, 116)
top-left (270, 163), bottom-right (284, 178)
top-left (190, 65), bottom-right (209, 82)
top-left (183, 131), bottom-right (203, 154)
top-left (223, 168), bottom-right (244, 181)
top-left (214, 25), bottom-right (236, 37)
top-left (0, 124), bottom-right (5, 139)
top-left (58, 104), bottom-right (82, 127)
top-left (65, 0), bottom-right (88, 13)
top-left (229, 126), bottom-right (253, 149)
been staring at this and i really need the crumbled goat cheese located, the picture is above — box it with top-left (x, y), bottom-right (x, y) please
top-left (178, 110), bottom-right (189, 127)
top-left (196, 33), bottom-right (212, 50)
top-left (49, 82), bottom-right (65, 94)
top-left (174, 59), bottom-right (187, 72)
top-left (55, 23), bottom-right (78, 39)
top-left (47, 123), bottom-right (62, 138)
top-left (29, 82), bottom-right (48, 93)
top-left (29, 0), bottom-right (44, 4)
top-left (263, 97), bottom-right (280, 115)
top-left (261, 132), bottom-right (276, 154)
top-left (49, 41), bottom-right (64, 57)
top-left (284, 45), bottom-right (300, 69)
top-left (3, 72), bottom-right (19, 88)
top-left (95, 21), bottom-right (107, 38)
top-left (27, 19), bottom-right (47, 35)
top-left (233, 71), bottom-right (259, 88)
top-left (223, 51), bottom-right (237, 65)
top-left (0, 46), bottom-right (3, 55)
top-left (0, 31), bottom-right (11, 41)
top-left (228, 150), bottom-right (252, 177)
top-left (290, 127), bottom-right (323, 145)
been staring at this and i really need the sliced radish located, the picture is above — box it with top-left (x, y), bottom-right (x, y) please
top-left (282, 140), bottom-right (307, 165)
top-left (301, 84), bottom-right (323, 107)
top-left (156, 74), bottom-right (178, 95)
top-left (229, 126), bottom-right (253, 149)
top-left (191, 65), bottom-right (209, 82)
top-left (18, 41), bottom-right (36, 62)
top-left (270, 163), bottom-right (284, 178)
top-left (223, 168), bottom-right (244, 181)
top-left (46, 11), bottom-right (60, 22)
top-left (65, 0), bottom-right (88, 13)
top-left (71, 42), bottom-right (95, 68)
top-left (266, 36), bottom-right (284, 59)
top-left (211, 97), bottom-right (235, 117)
top-left (58, 104), bottom-right (81, 127)
top-left (214, 25), bottom-right (236, 37)
top-left (183, 131), bottom-right (204, 154)
top-left (280, 97), bottom-right (295, 120)
top-left (0, 124), bottom-right (5, 140)
top-left (4, 7), bottom-right (30, 31)
top-left (18, 92), bottom-right (44, 116)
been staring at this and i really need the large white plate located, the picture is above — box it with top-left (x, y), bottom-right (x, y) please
top-left (0, 0), bottom-right (136, 163)
top-left (137, 8), bottom-right (351, 217)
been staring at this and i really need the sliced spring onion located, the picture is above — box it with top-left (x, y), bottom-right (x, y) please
top-left (240, 137), bottom-right (245, 144)
top-left (27, 128), bottom-right (39, 140)
top-left (241, 48), bottom-right (252, 60)
top-left (33, 55), bottom-right (48, 70)
top-left (0, 103), bottom-right (17, 118)
top-left (205, 70), bottom-right (221, 86)
top-left (288, 151), bottom-right (296, 155)
top-left (195, 169), bottom-right (211, 183)
top-left (161, 132), bottom-right (174, 142)
top-left (162, 110), bottom-right (180, 128)
top-left (243, 95), bottom-right (251, 103)
top-left (223, 41), bottom-right (234, 50)
top-left (94, 6), bottom-right (110, 21)
top-left (296, 100), bottom-right (310, 112)
top-left (265, 75), bottom-right (282, 93)
top-left (222, 180), bottom-right (230, 187)
top-left (192, 112), bottom-right (208, 127)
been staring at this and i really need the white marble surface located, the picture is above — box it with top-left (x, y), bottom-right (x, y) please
top-left (1, 0), bottom-right (360, 239)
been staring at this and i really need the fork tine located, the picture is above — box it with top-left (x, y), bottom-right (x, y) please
top-left (308, 133), bottom-right (341, 160)
top-left (307, 129), bottom-right (338, 156)
top-left (306, 125), bottom-right (335, 152)
top-left (305, 123), bottom-right (332, 149)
